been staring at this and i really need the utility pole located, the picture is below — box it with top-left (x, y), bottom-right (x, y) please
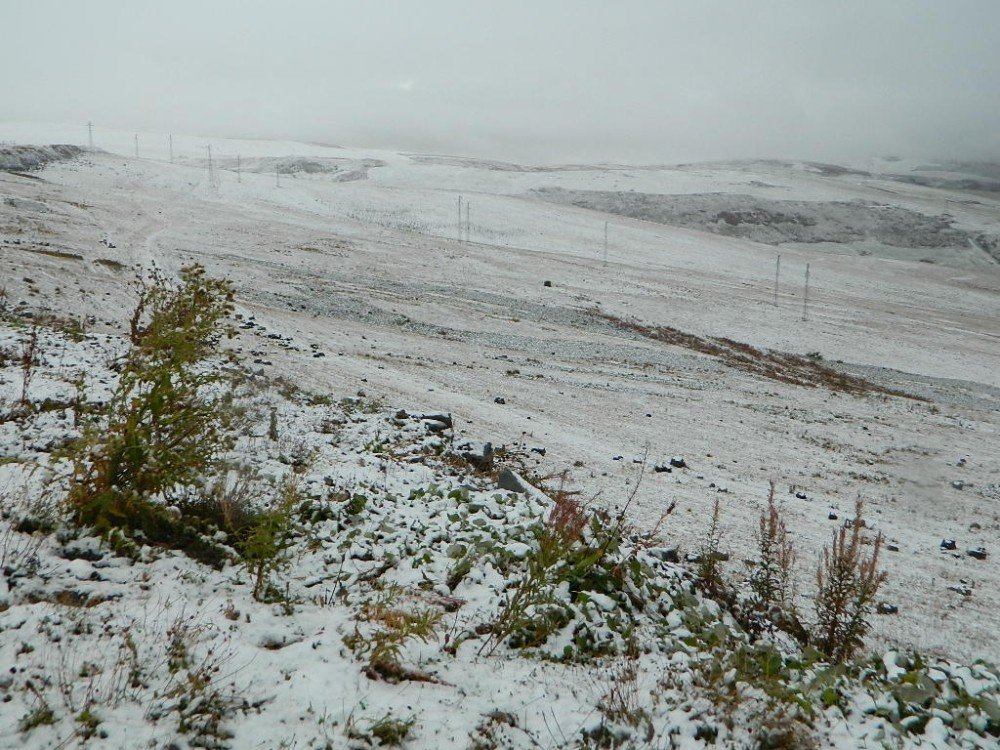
top-left (465, 202), bottom-right (470, 243)
top-left (773, 254), bottom-right (781, 307)
top-left (457, 195), bottom-right (463, 241)
top-left (134, 133), bottom-right (139, 158)
top-left (236, 154), bottom-right (241, 183)
top-left (206, 144), bottom-right (214, 186)
top-left (603, 221), bottom-right (609, 266)
top-left (169, 134), bottom-right (173, 163)
top-left (87, 121), bottom-right (93, 152)
top-left (275, 164), bottom-right (280, 188)
top-left (802, 263), bottom-right (811, 321)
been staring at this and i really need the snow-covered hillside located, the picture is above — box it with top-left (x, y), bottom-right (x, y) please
top-left (1, 123), bottom-right (999, 747)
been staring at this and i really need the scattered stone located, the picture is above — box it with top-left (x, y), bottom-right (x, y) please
top-left (952, 480), bottom-right (966, 490)
top-left (457, 441), bottom-right (494, 472)
top-left (648, 547), bottom-right (680, 563)
top-left (795, 490), bottom-right (807, 500)
top-left (530, 446), bottom-right (546, 456)
top-left (543, 280), bottom-right (552, 287)
top-left (967, 547), bottom-right (988, 560)
top-left (876, 602), bottom-right (899, 615)
top-left (612, 455), bottom-right (623, 461)
top-left (494, 397), bottom-right (506, 405)
top-left (886, 543), bottom-right (899, 552)
top-left (669, 456), bottom-right (686, 469)
top-left (498, 467), bottom-right (529, 494)
top-left (686, 551), bottom-right (730, 564)
top-left (948, 581), bottom-right (973, 597)
top-left (653, 464), bottom-right (672, 473)
top-left (828, 512), bottom-right (838, 521)
top-left (940, 539), bottom-right (957, 551)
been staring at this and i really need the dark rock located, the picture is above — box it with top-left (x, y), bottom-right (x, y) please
top-left (494, 397), bottom-right (506, 405)
top-left (669, 456), bottom-right (686, 469)
top-left (967, 547), bottom-right (988, 560)
top-left (648, 547), bottom-right (680, 563)
top-left (612, 455), bottom-right (623, 461)
top-left (543, 280), bottom-right (552, 287)
top-left (653, 464), bottom-right (673, 473)
top-left (886, 543), bottom-right (899, 552)
top-left (795, 490), bottom-right (808, 500)
top-left (828, 512), bottom-right (838, 521)
top-left (498, 467), bottom-right (529, 494)
top-left (59, 542), bottom-right (103, 562)
top-left (457, 441), bottom-right (494, 472)
top-left (530, 446), bottom-right (546, 456)
top-left (876, 602), bottom-right (899, 615)
top-left (940, 539), bottom-right (957, 551)
top-left (421, 413), bottom-right (452, 428)
top-left (686, 551), bottom-right (729, 563)
top-left (948, 581), bottom-right (973, 597)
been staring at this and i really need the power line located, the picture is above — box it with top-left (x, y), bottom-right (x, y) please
top-left (773, 254), bottom-right (781, 307)
top-left (802, 263), bottom-right (811, 321)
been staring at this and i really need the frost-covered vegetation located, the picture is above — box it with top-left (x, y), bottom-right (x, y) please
top-left (0, 269), bottom-right (997, 749)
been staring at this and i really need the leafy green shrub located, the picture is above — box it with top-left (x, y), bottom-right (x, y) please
top-left (237, 478), bottom-right (301, 602)
top-left (66, 265), bottom-right (236, 547)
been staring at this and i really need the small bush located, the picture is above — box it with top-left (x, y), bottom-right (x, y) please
top-left (750, 482), bottom-right (796, 614)
top-left (812, 499), bottom-right (887, 661)
top-left (696, 498), bottom-right (727, 597)
top-left (66, 265), bottom-right (236, 543)
top-left (238, 478), bottom-right (301, 602)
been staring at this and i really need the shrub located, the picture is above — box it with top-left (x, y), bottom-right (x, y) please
top-left (237, 478), bottom-right (301, 602)
top-left (696, 498), bottom-right (727, 597)
top-left (66, 265), bottom-right (236, 541)
top-left (812, 499), bottom-right (886, 661)
top-left (19, 326), bottom-right (39, 409)
top-left (750, 482), bottom-right (796, 614)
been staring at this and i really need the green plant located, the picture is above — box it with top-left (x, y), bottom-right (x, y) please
top-left (368, 713), bottom-right (415, 746)
top-left (66, 265), bottom-right (236, 543)
top-left (750, 482), bottom-right (796, 614)
top-left (238, 478), bottom-right (301, 602)
top-left (347, 587), bottom-right (442, 682)
top-left (812, 499), bottom-right (886, 661)
top-left (19, 702), bottom-right (55, 733)
top-left (19, 325), bottom-right (39, 409)
top-left (696, 498), bottom-right (727, 597)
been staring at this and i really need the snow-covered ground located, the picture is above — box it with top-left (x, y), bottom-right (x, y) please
top-left (1, 123), bottom-right (999, 747)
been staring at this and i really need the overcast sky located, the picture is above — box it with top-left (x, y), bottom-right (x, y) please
top-left (3, 1), bottom-right (998, 164)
